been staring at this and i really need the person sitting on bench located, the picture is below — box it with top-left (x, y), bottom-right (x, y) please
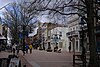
top-left (54, 46), bottom-right (58, 52)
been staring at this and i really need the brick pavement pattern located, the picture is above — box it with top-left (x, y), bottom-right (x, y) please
top-left (0, 51), bottom-right (12, 58)
top-left (0, 50), bottom-right (82, 67)
top-left (20, 50), bottom-right (79, 67)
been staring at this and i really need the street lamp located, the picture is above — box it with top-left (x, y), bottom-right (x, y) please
top-left (42, 34), bottom-right (45, 50)
top-left (79, 16), bottom-right (86, 66)
top-left (18, 25), bottom-right (29, 52)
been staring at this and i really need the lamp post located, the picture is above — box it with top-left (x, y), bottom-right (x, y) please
top-left (19, 25), bottom-right (28, 51)
top-left (22, 25), bottom-right (26, 52)
top-left (79, 17), bottom-right (86, 67)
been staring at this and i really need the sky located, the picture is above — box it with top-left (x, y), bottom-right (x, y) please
top-left (0, 0), bottom-right (14, 17)
top-left (0, 0), bottom-right (13, 8)
top-left (0, 0), bottom-right (50, 22)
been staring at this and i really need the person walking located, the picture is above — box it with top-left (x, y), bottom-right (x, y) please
top-left (22, 45), bottom-right (25, 55)
top-left (25, 43), bottom-right (29, 54)
top-left (68, 44), bottom-right (71, 53)
top-left (16, 45), bottom-right (20, 55)
top-left (12, 43), bottom-right (17, 55)
top-left (29, 44), bottom-right (33, 54)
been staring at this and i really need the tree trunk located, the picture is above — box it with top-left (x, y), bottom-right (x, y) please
top-left (86, 0), bottom-right (98, 67)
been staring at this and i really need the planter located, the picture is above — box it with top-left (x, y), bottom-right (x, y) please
top-left (46, 49), bottom-right (52, 52)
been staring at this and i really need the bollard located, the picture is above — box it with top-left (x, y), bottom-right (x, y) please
top-left (15, 65), bottom-right (17, 67)
top-left (73, 54), bottom-right (75, 66)
top-left (23, 65), bottom-right (26, 67)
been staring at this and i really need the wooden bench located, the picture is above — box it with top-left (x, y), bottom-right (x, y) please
top-left (73, 54), bottom-right (86, 66)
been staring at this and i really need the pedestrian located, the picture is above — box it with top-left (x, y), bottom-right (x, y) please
top-left (16, 45), bottom-right (20, 55)
top-left (22, 45), bottom-right (25, 55)
top-left (68, 44), bottom-right (71, 53)
top-left (29, 44), bottom-right (33, 54)
top-left (25, 43), bottom-right (29, 54)
top-left (12, 43), bottom-right (17, 55)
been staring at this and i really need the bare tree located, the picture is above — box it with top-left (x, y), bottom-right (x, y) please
top-left (2, 1), bottom-right (41, 43)
top-left (2, 0), bottom-right (99, 66)
top-left (3, 3), bottom-right (20, 43)
top-left (29, 0), bottom-right (99, 66)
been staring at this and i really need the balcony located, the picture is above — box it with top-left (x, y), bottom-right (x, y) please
top-left (67, 30), bottom-right (78, 37)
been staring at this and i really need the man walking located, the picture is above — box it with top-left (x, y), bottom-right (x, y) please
top-left (68, 44), bottom-right (71, 53)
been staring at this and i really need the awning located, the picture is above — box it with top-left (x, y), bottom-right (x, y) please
top-left (28, 32), bottom-right (36, 37)
top-left (0, 36), bottom-right (7, 40)
top-left (28, 27), bottom-right (38, 37)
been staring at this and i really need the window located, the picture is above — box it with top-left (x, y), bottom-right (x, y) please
top-left (70, 28), bottom-right (72, 31)
top-left (59, 32), bottom-right (62, 37)
top-left (48, 36), bottom-right (50, 40)
top-left (76, 26), bottom-right (78, 29)
top-left (59, 42), bottom-right (63, 48)
top-left (76, 41), bottom-right (78, 50)
top-left (73, 27), bottom-right (75, 31)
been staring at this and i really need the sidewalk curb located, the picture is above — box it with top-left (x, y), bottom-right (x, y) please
top-left (18, 54), bottom-right (33, 67)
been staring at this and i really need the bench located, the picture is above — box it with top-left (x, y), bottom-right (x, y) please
top-left (46, 49), bottom-right (52, 52)
top-left (73, 54), bottom-right (86, 66)
top-left (0, 58), bottom-right (10, 67)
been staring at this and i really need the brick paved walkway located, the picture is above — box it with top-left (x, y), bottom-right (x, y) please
top-left (20, 50), bottom-right (75, 67)
top-left (0, 50), bottom-right (85, 67)
top-left (0, 51), bottom-right (33, 67)
top-left (0, 51), bottom-right (12, 58)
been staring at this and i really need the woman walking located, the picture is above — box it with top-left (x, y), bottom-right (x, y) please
top-left (29, 44), bottom-right (33, 54)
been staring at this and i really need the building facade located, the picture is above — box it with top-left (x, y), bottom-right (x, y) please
top-left (66, 15), bottom-right (88, 52)
top-left (49, 27), bottom-right (69, 51)
top-left (42, 23), bottom-right (69, 51)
